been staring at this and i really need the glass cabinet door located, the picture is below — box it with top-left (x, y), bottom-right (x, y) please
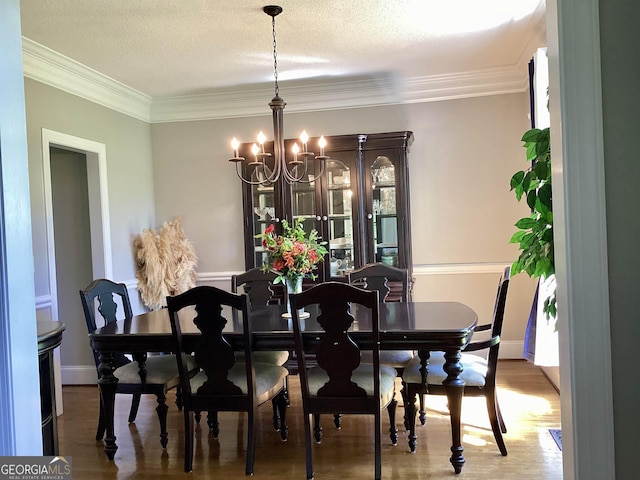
top-left (251, 171), bottom-right (277, 268)
top-left (370, 155), bottom-right (399, 267)
top-left (325, 159), bottom-right (355, 278)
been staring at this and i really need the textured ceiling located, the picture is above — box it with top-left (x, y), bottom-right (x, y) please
top-left (20, 0), bottom-right (546, 99)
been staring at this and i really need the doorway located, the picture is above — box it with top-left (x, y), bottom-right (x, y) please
top-left (41, 129), bottom-right (112, 386)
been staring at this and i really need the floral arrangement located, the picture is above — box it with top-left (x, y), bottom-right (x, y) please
top-left (255, 218), bottom-right (328, 284)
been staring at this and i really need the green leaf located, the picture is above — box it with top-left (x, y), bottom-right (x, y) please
top-left (522, 171), bottom-right (533, 192)
top-left (521, 128), bottom-right (542, 142)
top-left (526, 190), bottom-right (537, 210)
top-left (509, 231), bottom-right (527, 244)
top-left (538, 183), bottom-right (552, 210)
top-left (510, 170), bottom-right (525, 189)
top-left (534, 159), bottom-right (549, 180)
top-left (515, 217), bottom-right (537, 229)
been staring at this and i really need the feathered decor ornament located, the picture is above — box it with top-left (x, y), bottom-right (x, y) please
top-left (134, 217), bottom-right (197, 310)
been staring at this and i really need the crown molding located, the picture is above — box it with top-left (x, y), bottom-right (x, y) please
top-left (22, 37), bottom-right (152, 122)
top-left (402, 66), bottom-right (528, 105)
top-left (22, 36), bottom-right (530, 124)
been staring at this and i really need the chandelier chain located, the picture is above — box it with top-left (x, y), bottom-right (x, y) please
top-left (272, 15), bottom-right (279, 97)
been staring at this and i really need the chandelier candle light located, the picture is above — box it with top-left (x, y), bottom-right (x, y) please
top-left (229, 5), bottom-right (329, 185)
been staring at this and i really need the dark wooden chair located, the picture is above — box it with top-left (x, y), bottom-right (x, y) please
top-left (402, 266), bottom-right (511, 455)
top-left (166, 285), bottom-right (288, 474)
top-left (232, 267), bottom-right (283, 306)
top-left (232, 268), bottom-right (291, 407)
top-left (79, 278), bottom-right (195, 448)
top-left (347, 263), bottom-right (414, 426)
top-left (231, 268), bottom-right (288, 365)
top-left (290, 282), bottom-right (398, 480)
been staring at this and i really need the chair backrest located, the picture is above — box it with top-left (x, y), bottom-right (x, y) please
top-left (347, 263), bottom-right (409, 302)
top-left (231, 268), bottom-right (282, 306)
top-left (465, 266), bottom-right (511, 367)
top-left (166, 286), bottom-right (254, 409)
top-left (79, 278), bottom-right (134, 367)
top-left (290, 282), bottom-right (381, 412)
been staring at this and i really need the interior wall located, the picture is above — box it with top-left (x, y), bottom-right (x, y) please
top-left (24, 79), bottom-right (156, 318)
top-left (151, 93), bottom-right (536, 348)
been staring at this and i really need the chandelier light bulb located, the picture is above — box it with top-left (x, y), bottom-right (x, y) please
top-left (318, 136), bottom-right (326, 157)
top-left (231, 137), bottom-right (240, 158)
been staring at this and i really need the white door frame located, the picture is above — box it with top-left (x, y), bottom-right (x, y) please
top-left (41, 129), bottom-right (113, 405)
top-left (41, 128), bottom-right (113, 322)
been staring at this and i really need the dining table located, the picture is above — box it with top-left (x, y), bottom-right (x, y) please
top-left (89, 300), bottom-right (477, 473)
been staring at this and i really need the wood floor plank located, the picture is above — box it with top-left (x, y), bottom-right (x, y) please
top-left (57, 360), bottom-right (562, 479)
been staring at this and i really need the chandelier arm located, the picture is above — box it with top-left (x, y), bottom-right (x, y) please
top-left (235, 162), bottom-right (272, 186)
top-left (282, 160), bottom-right (308, 183)
top-left (292, 159), bottom-right (326, 184)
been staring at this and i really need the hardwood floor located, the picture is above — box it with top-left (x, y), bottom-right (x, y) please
top-left (57, 360), bottom-right (562, 479)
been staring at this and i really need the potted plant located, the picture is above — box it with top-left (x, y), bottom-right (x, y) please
top-left (509, 126), bottom-right (556, 320)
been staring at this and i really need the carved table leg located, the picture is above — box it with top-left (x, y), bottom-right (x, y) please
top-left (97, 352), bottom-right (119, 460)
top-left (443, 349), bottom-right (466, 474)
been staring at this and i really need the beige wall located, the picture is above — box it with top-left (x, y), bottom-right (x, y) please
top-left (151, 93), bottom-right (537, 351)
top-left (25, 78), bottom-right (156, 304)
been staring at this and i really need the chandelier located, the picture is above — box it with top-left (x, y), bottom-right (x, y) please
top-left (229, 5), bottom-right (329, 185)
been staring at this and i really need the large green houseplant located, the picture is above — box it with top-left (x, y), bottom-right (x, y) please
top-left (509, 126), bottom-right (556, 320)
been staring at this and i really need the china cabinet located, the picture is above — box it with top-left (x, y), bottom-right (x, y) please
top-left (240, 131), bottom-right (413, 284)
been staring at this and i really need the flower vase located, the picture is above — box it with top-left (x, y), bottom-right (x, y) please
top-left (284, 276), bottom-right (310, 319)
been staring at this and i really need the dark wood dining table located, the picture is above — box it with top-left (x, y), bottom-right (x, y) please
top-left (89, 301), bottom-right (477, 473)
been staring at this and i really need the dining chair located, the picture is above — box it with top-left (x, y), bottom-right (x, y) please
top-left (347, 262), bottom-right (415, 426)
top-left (231, 268), bottom-right (288, 365)
top-left (232, 267), bottom-right (291, 416)
top-left (166, 285), bottom-right (288, 474)
top-left (402, 266), bottom-right (511, 455)
top-left (290, 282), bottom-right (398, 480)
top-left (79, 278), bottom-right (196, 449)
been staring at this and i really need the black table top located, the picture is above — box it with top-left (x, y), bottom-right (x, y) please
top-left (90, 301), bottom-right (477, 354)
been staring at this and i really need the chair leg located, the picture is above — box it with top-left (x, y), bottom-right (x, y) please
top-left (277, 390), bottom-right (288, 441)
top-left (387, 395), bottom-right (398, 445)
top-left (485, 387), bottom-right (508, 456)
top-left (207, 411), bottom-right (220, 438)
top-left (272, 396), bottom-right (280, 431)
top-left (419, 393), bottom-right (426, 426)
top-left (96, 393), bottom-right (106, 441)
top-left (313, 414), bottom-right (322, 443)
top-left (333, 413), bottom-right (342, 429)
top-left (405, 385), bottom-right (419, 453)
top-left (284, 375), bottom-right (290, 407)
top-left (184, 411), bottom-right (194, 472)
top-left (304, 413), bottom-right (315, 480)
top-left (496, 395), bottom-right (507, 433)
top-left (128, 393), bottom-right (141, 423)
top-left (246, 409), bottom-right (256, 476)
top-left (375, 410), bottom-right (382, 480)
top-left (175, 385), bottom-right (183, 411)
top-left (155, 393), bottom-right (169, 449)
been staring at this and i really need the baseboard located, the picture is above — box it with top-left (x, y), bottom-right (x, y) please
top-left (498, 340), bottom-right (525, 359)
top-left (61, 366), bottom-right (98, 385)
top-left (540, 365), bottom-right (560, 392)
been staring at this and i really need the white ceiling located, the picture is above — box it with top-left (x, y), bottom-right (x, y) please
top-left (20, 0), bottom-right (546, 103)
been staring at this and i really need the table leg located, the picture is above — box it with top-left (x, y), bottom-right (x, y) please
top-left (443, 349), bottom-right (465, 474)
top-left (97, 352), bottom-right (119, 460)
